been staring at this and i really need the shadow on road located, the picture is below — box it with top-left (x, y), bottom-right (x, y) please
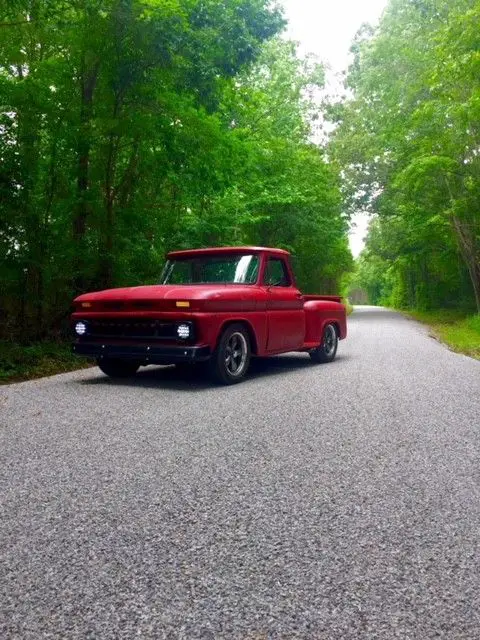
top-left (77, 353), bottom-right (349, 392)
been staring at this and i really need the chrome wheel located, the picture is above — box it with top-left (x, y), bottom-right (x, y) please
top-left (323, 324), bottom-right (336, 357)
top-left (210, 324), bottom-right (251, 384)
top-left (309, 323), bottom-right (338, 364)
top-left (225, 331), bottom-right (248, 377)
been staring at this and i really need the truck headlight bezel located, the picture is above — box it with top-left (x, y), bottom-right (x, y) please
top-left (75, 321), bottom-right (88, 336)
top-left (176, 322), bottom-right (193, 340)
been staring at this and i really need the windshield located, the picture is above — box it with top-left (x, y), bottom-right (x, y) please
top-left (161, 254), bottom-right (259, 285)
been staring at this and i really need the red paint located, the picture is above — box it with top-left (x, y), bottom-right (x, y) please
top-left (72, 247), bottom-right (347, 364)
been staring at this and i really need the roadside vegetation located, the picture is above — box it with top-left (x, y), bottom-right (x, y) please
top-left (333, 0), bottom-right (480, 359)
top-left (0, 1), bottom-right (350, 342)
top-left (0, 342), bottom-right (93, 384)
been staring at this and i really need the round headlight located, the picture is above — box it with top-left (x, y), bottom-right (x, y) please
top-left (75, 321), bottom-right (87, 336)
top-left (177, 323), bottom-right (191, 339)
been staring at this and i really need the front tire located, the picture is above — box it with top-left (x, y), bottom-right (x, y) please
top-left (97, 358), bottom-right (140, 378)
top-left (209, 324), bottom-right (251, 385)
top-left (309, 323), bottom-right (338, 363)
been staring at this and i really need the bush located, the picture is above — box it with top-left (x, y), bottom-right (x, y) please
top-left (0, 342), bottom-right (91, 383)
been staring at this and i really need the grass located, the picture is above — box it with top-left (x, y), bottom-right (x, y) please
top-left (404, 309), bottom-right (480, 360)
top-left (0, 341), bottom-right (92, 384)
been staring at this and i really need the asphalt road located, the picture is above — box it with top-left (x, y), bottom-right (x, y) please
top-left (1, 306), bottom-right (480, 639)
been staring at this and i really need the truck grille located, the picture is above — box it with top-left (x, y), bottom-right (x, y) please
top-left (87, 320), bottom-right (178, 340)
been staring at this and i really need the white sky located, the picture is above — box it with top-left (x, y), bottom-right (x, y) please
top-left (281, 0), bottom-right (388, 257)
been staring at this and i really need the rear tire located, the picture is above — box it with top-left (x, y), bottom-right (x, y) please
top-left (309, 323), bottom-right (338, 363)
top-left (97, 358), bottom-right (140, 378)
top-left (209, 324), bottom-right (251, 385)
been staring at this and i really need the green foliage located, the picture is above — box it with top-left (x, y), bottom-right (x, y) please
top-left (331, 0), bottom-right (480, 312)
top-left (0, 1), bottom-right (352, 344)
top-left (467, 314), bottom-right (480, 334)
top-left (0, 342), bottom-right (92, 383)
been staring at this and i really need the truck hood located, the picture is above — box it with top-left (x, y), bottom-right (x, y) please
top-left (75, 284), bottom-right (259, 302)
top-left (74, 284), bottom-right (263, 312)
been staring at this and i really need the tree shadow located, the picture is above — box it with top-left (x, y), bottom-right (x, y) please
top-left (76, 353), bottom-right (350, 392)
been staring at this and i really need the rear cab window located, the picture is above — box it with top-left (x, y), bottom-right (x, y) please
top-left (263, 258), bottom-right (291, 287)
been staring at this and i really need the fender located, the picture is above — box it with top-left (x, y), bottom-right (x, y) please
top-left (199, 312), bottom-right (268, 356)
top-left (304, 299), bottom-right (347, 343)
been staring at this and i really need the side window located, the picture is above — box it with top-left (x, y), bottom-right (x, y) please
top-left (264, 258), bottom-right (291, 287)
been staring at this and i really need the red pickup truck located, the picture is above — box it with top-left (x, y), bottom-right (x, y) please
top-left (72, 246), bottom-right (347, 384)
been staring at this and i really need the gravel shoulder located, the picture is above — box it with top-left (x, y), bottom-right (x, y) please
top-left (1, 306), bottom-right (480, 639)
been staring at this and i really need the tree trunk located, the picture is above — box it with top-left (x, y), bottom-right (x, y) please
top-left (451, 215), bottom-right (480, 312)
top-left (72, 51), bottom-right (99, 294)
top-left (14, 1), bottom-right (44, 340)
top-left (98, 100), bottom-right (121, 289)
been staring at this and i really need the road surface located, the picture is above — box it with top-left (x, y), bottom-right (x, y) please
top-left (1, 307), bottom-right (480, 639)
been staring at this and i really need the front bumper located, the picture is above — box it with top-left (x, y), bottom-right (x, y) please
top-left (73, 342), bottom-right (211, 365)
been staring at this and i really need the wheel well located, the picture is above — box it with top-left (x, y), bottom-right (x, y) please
top-left (323, 320), bottom-right (340, 339)
top-left (217, 320), bottom-right (258, 355)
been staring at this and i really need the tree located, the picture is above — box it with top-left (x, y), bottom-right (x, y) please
top-left (1, 2), bottom-right (352, 343)
top-left (330, 0), bottom-right (480, 311)
top-left (0, 0), bottom-right (287, 340)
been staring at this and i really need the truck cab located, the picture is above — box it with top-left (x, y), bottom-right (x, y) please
top-left (72, 246), bottom-right (347, 384)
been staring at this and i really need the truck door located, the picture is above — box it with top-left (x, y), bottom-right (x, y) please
top-left (263, 257), bottom-right (305, 352)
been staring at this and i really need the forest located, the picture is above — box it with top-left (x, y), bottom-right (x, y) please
top-left (333, 0), bottom-right (480, 315)
top-left (0, 0), bottom-right (351, 346)
top-left (1, 0), bottom-right (479, 377)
